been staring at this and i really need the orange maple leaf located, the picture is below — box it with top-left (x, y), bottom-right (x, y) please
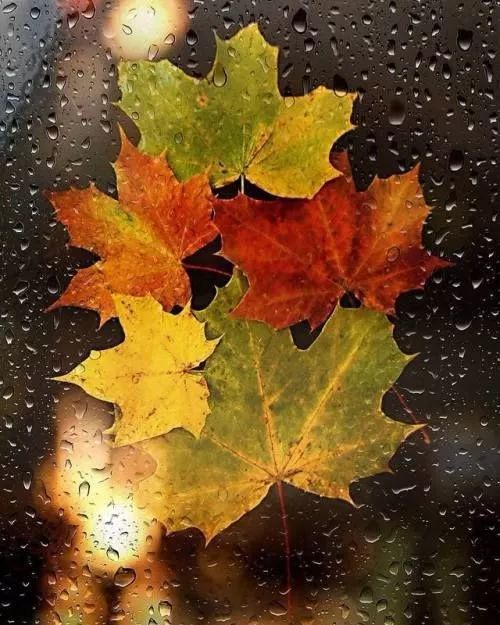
top-left (215, 154), bottom-right (449, 329)
top-left (46, 133), bottom-right (218, 324)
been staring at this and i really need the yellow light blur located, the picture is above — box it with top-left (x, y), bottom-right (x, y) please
top-left (105, 0), bottom-right (187, 60)
top-left (37, 391), bottom-right (160, 574)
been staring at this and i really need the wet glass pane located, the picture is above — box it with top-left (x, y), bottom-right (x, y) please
top-left (1, 2), bottom-right (499, 624)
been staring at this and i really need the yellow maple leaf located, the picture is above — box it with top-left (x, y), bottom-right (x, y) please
top-left (54, 294), bottom-right (218, 446)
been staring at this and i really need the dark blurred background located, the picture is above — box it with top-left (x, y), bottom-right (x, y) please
top-left (1, 0), bottom-right (500, 623)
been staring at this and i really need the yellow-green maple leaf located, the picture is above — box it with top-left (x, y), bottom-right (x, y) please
top-left (118, 24), bottom-right (355, 199)
top-left (55, 294), bottom-right (218, 446)
top-left (138, 273), bottom-right (420, 541)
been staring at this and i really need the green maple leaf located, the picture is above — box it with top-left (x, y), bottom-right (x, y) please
top-left (118, 24), bottom-right (355, 199)
top-left (137, 273), bottom-right (420, 541)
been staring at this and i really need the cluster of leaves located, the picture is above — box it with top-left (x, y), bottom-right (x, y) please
top-left (49, 25), bottom-right (447, 541)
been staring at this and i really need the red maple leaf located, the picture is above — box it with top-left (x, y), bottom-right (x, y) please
top-left (215, 154), bottom-right (449, 329)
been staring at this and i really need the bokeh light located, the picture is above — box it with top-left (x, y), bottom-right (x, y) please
top-left (89, 498), bottom-right (149, 564)
top-left (105, 0), bottom-right (187, 60)
top-left (37, 391), bottom-right (160, 574)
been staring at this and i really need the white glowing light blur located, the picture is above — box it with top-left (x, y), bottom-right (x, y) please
top-left (89, 497), bottom-right (149, 563)
top-left (105, 0), bottom-right (187, 60)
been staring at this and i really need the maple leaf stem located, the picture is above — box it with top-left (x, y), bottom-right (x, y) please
top-left (393, 386), bottom-right (430, 444)
top-left (182, 263), bottom-right (233, 278)
top-left (276, 479), bottom-right (293, 616)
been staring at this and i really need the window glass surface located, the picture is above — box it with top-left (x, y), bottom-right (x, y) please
top-left (1, 2), bottom-right (499, 624)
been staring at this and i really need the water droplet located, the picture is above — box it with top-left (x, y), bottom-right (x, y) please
top-left (186, 30), bottom-right (198, 46)
top-left (106, 546), bottom-right (120, 561)
top-left (455, 318), bottom-right (472, 331)
top-left (46, 126), bottom-right (59, 141)
top-left (2, 3), bottom-right (18, 15)
top-left (292, 8), bottom-right (307, 33)
top-left (457, 29), bottom-right (473, 51)
top-left (148, 44), bottom-right (159, 61)
top-left (364, 521), bottom-right (382, 543)
top-left (268, 601), bottom-right (287, 616)
top-left (304, 38), bottom-right (314, 52)
top-left (386, 246), bottom-right (400, 263)
top-left (449, 149), bottom-right (464, 172)
top-left (81, 1), bottom-right (96, 19)
top-left (159, 601), bottom-right (172, 618)
top-left (213, 64), bottom-right (228, 87)
top-left (389, 99), bottom-right (406, 126)
top-left (23, 472), bottom-right (32, 490)
top-left (79, 481), bottom-right (90, 498)
top-left (67, 12), bottom-right (79, 29)
top-left (47, 275), bottom-right (60, 295)
top-left (377, 599), bottom-right (388, 612)
top-left (332, 74), bottom-right (348, 96)
top-left (114, 567), bottom-right (137, 588)
top-left (359, 586), bottom-right (373, 604)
